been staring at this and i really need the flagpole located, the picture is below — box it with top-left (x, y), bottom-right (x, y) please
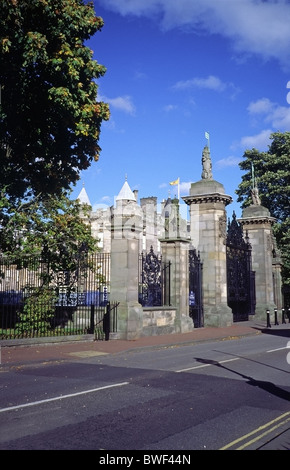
top-left (205, 131), bottom-right (210, 150)
top-left (251, 162), bottom-right (255, 188)
top-left (169, 178), bottom-right (180, 200)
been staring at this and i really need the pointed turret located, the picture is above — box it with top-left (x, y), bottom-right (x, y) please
top-left (116, 178), bottom-right (136, 203)
top-left (77, 185), bottom-right (91, 206)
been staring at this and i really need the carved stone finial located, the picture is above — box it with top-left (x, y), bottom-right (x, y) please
top-left (251, 186), bottom-right (261, 206)
top-left (201, 145), bottom-right (213, 180)
top-left (250, 162), bottom-right (261, 205)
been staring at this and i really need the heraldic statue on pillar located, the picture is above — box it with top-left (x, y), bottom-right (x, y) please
top-left (201, 145), bottom-right (213, 180)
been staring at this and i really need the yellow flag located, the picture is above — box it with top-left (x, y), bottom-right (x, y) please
top-left (170, 177), bottom-right (179, 185)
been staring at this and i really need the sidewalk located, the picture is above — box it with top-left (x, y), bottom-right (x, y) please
top-left (1, 320), bottom-right (290, 367)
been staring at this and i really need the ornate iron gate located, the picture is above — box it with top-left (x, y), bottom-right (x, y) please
top-left (139, 246), bottom-right (171, 307)
top-left (226, 212), bottom-right (256, 321)
top-left (189, 248), bottom-right (203, 328)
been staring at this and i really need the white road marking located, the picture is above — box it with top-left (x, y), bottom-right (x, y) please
top-left (267, 347), bottom-right (289, 353)
top-left (0, 382), bottom-right (129, 413)
top-left (176, 357), bottom-right (239, 373)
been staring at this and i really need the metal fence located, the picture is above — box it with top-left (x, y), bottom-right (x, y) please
top-left (139, 247), bottom-right (171, 307)
top-left (189, 248), bottom-right (203, 328)
top-left (0, 253), bottom-right (117, 340)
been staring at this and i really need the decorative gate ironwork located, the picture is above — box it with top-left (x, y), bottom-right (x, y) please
top-left (226, 212), bottom-right (256, 321)
top-left (189, 248), bottom-right (203, 328)
top-left (139, 246), bottom-right (171, 307)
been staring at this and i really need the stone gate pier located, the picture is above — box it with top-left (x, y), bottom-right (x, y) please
top-left (183, 146), bottom-right (233, 327)
top-left (239, 200), bottom-right (283, 320)
top-left (109, 180), bottom-right (143, 340)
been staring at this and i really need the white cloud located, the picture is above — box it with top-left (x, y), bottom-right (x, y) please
top-left (92, 197), bottom-right (112, 211)
top-left (101, 195), bottom-right (111, 202)
top-left (180, 181), bottom-right (191, 194)
top-left (100, 0), bottom-right (159, 17)
top-left (172, 75), bottom-right (240, 100)
top-left (239, 97), bottom-right (290, 150)
top-left (163, 104), bottom-right (178, 112)
top-left (247, 97), bottom-right (290, 130)
top-left (173, 75), bottom-right (226, 92)
top-left (101, 95), bottom-right (136, 115)
top-left (133, 71), bottom-right (148, 80)
top-left (240, 129), bottom-right (272, 150)
top-left (215, 156), bottom-right (241, 169)
top-left (99, 0), bottom-right (290, 69)
top-left (268, 105), bottom-right (290, 129)
top-left (247, 98), bottom-right (275, 115)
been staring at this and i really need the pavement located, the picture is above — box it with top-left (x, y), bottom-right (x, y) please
top-left (1, 318), bottom-right (290, 367)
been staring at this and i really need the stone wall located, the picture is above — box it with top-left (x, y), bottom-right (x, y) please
top-left (142, 307), bottom-right (177, 336)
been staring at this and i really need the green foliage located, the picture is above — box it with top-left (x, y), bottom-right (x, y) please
top-left (0, 190), bottom-right (99, 271)
top-left (236, 132), bottom-right (290, 222)
top-left (273, 218), bottom-right (290, 286)
top-left (236, 131), bottom-right (290, 285)
top-left (0, 0), bottom-right (109, 200)
top-left (0, 1), bottom-right (106, 306)
top-left (15, 287), bottom-right (57, 337)
top-left (94, 325), bottom-right (105, 340)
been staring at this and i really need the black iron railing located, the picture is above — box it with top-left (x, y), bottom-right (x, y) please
top-left (0, 253), bottom-right (117, 340)
top-left (189, 248), bottom-right (203, 328)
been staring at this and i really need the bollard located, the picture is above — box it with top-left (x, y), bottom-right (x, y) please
top-left (274, 308), bottom-right (279, 326)
top-left (282, 308), bottom-right (286, 324)
top-left (103, 302), bottom-right (110, 341)
top-left (90, 304), bottom-right (95, 334)
top-left (266, 309), bottom-right (271, 328)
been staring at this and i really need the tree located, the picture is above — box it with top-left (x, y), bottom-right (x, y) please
top-left (0, 192), bottom-right (104, 338)
top-left (0, 191), bottom-right (98, 268)
top-left (0, 0), bottom-right (109, 201)
top-left (236, 131), bottom-right (290, 285)
top-left (14, 286), bottom-right (57, 337)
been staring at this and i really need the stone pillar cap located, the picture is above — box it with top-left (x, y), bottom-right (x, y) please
top-left (190, 179), bottom-right (225, 196)
top-left (242, 204), bottom-right (270, 218)
top-left (239, 204), bottom-right (276, 225)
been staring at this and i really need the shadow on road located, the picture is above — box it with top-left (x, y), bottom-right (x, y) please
top-left (194, 357), bottom-right (290, 402)
top-left (253, 326), bottom-right (290, 339)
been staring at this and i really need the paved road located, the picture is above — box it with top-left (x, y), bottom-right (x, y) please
top-left (0, 324), bottom-right (289, 451)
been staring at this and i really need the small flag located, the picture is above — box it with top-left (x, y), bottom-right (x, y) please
top-left (205, 131), bottom-right (209, 140)
top-left (170, 177), bottom-right (179, 186)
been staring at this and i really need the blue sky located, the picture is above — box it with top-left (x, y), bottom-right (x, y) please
top-left (71, 0), bottom-right (290, 219)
